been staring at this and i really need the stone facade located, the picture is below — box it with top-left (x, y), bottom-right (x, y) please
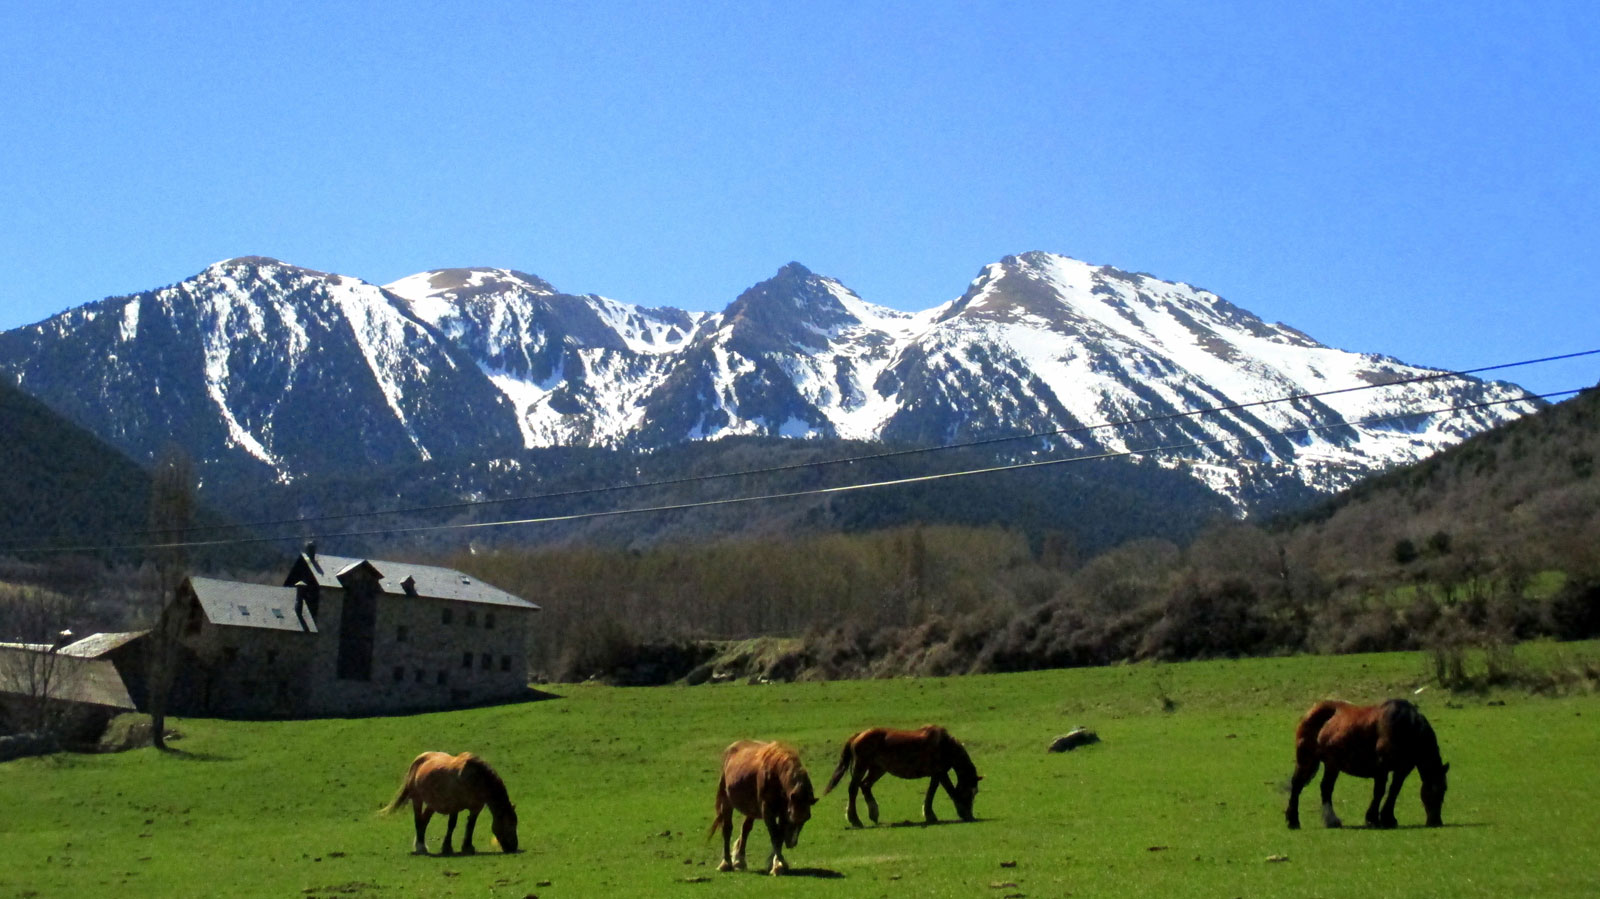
top-left (168, 551), bottom-right (539, 718)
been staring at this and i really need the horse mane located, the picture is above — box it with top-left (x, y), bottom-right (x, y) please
top-left (767, 743), bottom-right (814, 798)
top-left (940, 730), bottom-right (978, 783)
top-left (1382, 699), bottom-right (1444, 772)
top-left (464, 755), bottom-right (514, 813)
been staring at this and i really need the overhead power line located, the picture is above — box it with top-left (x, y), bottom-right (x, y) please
top-left (7, 387), bottom-right (1581, 556)
top-left (63, 347), bottom-right (1600, 542)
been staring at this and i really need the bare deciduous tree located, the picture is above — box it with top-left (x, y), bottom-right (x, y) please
top-left (0, 585), bottom-right (83, 736)
top-left (144, 447), bottom-right (195, 751)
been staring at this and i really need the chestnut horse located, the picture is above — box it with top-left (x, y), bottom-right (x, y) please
top-left (1285, 699), bottom-right (1450, 830)
top-left (382, 751), bottom-right (519, 854)
top-left (822, 724), bottom-right (982, 826)
top-left (709, 740), bottom-right (818, 876)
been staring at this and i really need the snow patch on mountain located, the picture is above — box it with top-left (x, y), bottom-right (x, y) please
top-left (0, 252), bottom-right (1543, 510)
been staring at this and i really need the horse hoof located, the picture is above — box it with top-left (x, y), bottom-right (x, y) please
top-left (461, 845), bottom-right (475, 855)
top-left (769, 862), bottom-right (786, 877)
top-left (717, 860), bottom-right (734, 872)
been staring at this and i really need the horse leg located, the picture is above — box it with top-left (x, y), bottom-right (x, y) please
top-left (1285, 758), bottom-right (1317, 830)
top-left (412, 804), bottom-right (433, 854)
top-left (460, 807), bottom-right (481, 854)
top-left (844, 761), bottom-right (870, 825)
top-left (923, 776), bottom-right (941, 823)
top-left (716, 807), bottom-right (735, 871)
top-left (1319, 767), bottom-right (1343, 828)
top-left (937, 771), bottom-right (965, 820)
top-left (733, 814), bottom-right (755, 870)
top-left (861, 768), bottom-right (886, 824)
top-left (440, 811), bottom-right (459, 855)
top-left (763, 810), bottom-right (787, 876)
top-left (1365, 771), bottom-right (1389, 827)
top-left (1380, 766), bottom-right (1410, 828)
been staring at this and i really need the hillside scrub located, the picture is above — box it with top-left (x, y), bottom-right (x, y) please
top-left (447, 510), bottom-right (1599, 684)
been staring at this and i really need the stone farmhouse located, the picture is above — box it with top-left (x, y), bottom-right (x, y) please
top-left (164, 546), bottom-right (541, 717)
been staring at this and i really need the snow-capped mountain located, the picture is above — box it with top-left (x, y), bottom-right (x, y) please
top-left (384, 267), bottom-right (704, 447)
top-left (0, 257), bottom-right (525, 482)
top-left (0, 252), bottom-right (1541, 506)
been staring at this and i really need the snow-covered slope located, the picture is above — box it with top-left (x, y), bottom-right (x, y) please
top-left (0, 252), bottom-right (1541, 506)
top-left (873, 252), bottom-right (1537, 496)
top-left (0, 257), bottom-right (522, 482)
top-left (384, 267), bottom-right (705, 447)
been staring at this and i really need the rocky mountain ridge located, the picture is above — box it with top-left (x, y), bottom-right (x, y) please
top-left (0, 252), bottom-right (1540, 509)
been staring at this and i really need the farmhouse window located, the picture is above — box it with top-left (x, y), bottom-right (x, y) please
top-left (266, 649), bottom-right (279, 664)
top-left (500, 656), bottom-right (511, 672)
top-left (465, 610), bottom-right (477, 627)
top-left (414, 668), bottom-right (425, 683)
top-left (396, 625), bottom-right (409, 642)
top-left (237, 604), bottom-right (250, 617)
top-left (222, 646), bottom-right (238, 664)
top-left (462, 652), bottom-right (473, 669)
top-left (442, 608), bottom-right (452, 625)
top-left (480, 653), bottom-right (492, 670)
top-left (393, 666), bottom-right (405, 683)
top-left (437, 670), bottom-right (448, 685)
top-left (485, 612), bottom-right (495, 630)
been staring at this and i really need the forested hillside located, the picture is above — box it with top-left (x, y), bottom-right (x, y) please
top-left (0, 380), bottom-right (154, 547)
top-left (449, 387), bottom-right (1600, 682)
top-left (1282, 382), bottom-right (1600, 587)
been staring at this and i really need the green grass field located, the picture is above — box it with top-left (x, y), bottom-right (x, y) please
top-left (3, 646), bottom-right (1598, 898)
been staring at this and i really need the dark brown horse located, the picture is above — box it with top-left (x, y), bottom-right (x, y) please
top-left (709, 740), bottom-right (818, 876)
top-left (823, 724), bottom-right (982, 826)
top-left (1285, 699), bottom-right (1449, 830)
top-left (382, 751), bottom-right (519, 854)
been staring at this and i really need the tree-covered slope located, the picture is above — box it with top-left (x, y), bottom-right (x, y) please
top-left (1281, 383), bottom-right (1600, 581)
top-left (0, 379), bottom-right (155, 547)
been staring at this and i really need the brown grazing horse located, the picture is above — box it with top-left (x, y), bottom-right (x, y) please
top-left (709, 740), bottom-right (818, 876)
top-left (382, 751), bottom-right (519, 854)
top-left (823, 724), bottom-right (982, 826)
top-left (1285, 699), bottom-right (1450, 830)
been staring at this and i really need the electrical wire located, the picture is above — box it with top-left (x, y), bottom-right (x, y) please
top-left (8, 387), bottom-right (1580, 556)
top-left (56, 347), bottom-right (1600, 542)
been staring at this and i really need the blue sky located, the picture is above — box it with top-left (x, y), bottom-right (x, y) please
top-left (2, 1), bottom-right (1596, 395)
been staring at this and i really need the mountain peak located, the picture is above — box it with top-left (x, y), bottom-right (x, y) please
top-left (203, 256), bottom-right (334, 282)
top-left (717, 264), bottom-right (863, 354)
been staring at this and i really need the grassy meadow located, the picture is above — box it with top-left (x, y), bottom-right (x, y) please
top-left (3, 646), bottom-right (1598, 898)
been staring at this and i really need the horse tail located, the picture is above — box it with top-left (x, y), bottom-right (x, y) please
top-left (822, 737), bottom-right (855, 795)
top-left (380, 755), bottom-right (426, 815)
top-left (707, 774), bottom-right (730, 840)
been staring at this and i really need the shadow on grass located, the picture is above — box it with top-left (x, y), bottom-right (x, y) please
top-left (1352, 821), bottom-right (1490, 831)
top-left (156, 746), bottom-right (236, 762)
top-left (885, 817), bottom-right (991, 829)
top-left (783, 867), bottom-right (844, 878)
top-left (409, 848), bottom-right (523, 860)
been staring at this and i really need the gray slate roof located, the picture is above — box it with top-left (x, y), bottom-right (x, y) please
top-left (0, 646), bottom-right (137, 709)
top-left (190, 577), bottom-right (318, 633)
top-left (58, 631), bottom-right (147, 658)
top-left (294, 554), bottom-right (539, 610)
